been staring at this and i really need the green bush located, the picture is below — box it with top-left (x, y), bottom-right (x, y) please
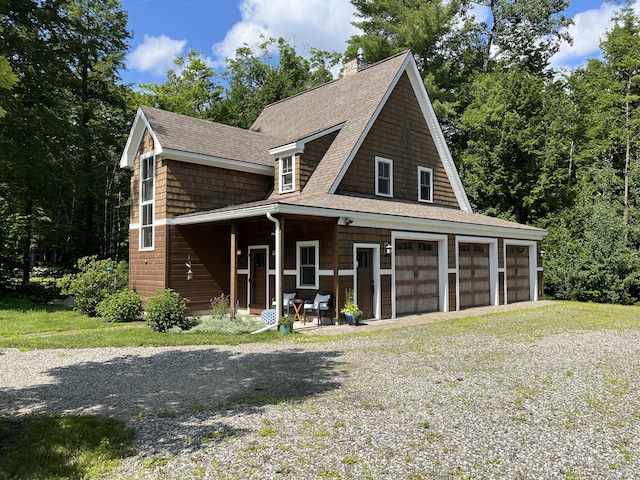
top-left (57, 256), bottom-right (127, 316)
top-left (97, 290), bottom-right (143, 322)
top-left (145, 289), bottom-right (189, 332)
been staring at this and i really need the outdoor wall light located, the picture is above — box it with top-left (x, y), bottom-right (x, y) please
top-left (236, 249), bottom-right (242, 256)
top-left (384, 242), bottom-right (392, 256)
top-left (186, 254), bottom-right (193, 281)
top-left (345, 218), bottom-right (354, 226)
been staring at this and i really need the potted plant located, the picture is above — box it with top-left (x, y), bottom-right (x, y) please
top-left (340, 289), bottom-right (362, 326)
top-left (278, 315), bottom-right (294, 334)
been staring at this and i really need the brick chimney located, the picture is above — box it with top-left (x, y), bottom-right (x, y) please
top-left (343, 47), bottom-right (369, 76)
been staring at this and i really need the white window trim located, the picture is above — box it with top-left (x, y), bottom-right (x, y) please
top-left (139, 151), bottom-right (155, 251)
top-left (296, 240), bottom-right (319, 289)
top-left (418, 166), bottom-right (434, 203)
top-left (279, 155), bottom-right (295, 193)
top-left (375, 156), bottom-right (393, 197)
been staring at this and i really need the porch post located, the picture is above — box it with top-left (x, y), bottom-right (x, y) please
top-left (333, 220), bottom-right (339, 320)
top-left (266, 213), bottom-right (282, 320)
top-left (230, 224), bottom-right (238, 313)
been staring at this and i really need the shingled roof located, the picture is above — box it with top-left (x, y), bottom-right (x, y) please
top-left (174, 192), bottom-right (545, 238)
top-left (120, 105), bottom-right (284, 170)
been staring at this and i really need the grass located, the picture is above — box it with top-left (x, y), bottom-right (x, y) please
top-left (0, 296), bottom-right (282, 350)
top-left (0, 415), bottom-right (135, 480)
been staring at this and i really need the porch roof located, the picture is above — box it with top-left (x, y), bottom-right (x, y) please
top-left (172, 193), bottom-right (546, 240)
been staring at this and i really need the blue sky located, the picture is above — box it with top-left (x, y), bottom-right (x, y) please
top-left (120, 0), bottom-right (636, 87)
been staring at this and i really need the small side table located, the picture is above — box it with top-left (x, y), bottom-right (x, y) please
top-left (291, 299), bottom-right (305, 323)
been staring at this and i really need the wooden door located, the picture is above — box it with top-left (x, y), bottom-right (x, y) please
top-left (250, 248), bottom-right (267, 313)
top-left (357, 248), bottom-right (374, 319)
top-left (396, 240), bottom-right (439, 316)
top-left (507, 246), bottom-right (530, 303)
top-left (459, 243), bottom-right (490, 309)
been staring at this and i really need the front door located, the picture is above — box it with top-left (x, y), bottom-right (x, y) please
top-left (357, 248), bottom-right (374, 319)
top-left (249, 248), bottom-right (267, 313)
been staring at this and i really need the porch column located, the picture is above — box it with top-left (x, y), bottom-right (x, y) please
top-left (333, 220), bottom-right (339, 320)
top-left (267, 213), bottom-right (282, 319)
top-left (230, 224), bottom-right (238, 313)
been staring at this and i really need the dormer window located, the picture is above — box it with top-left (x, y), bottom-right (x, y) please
top-left (418, 166), bottom-right (433, 203)
top-left (280, 155), bottom-right (294, 193)
top-left (376, 157), bottom-right (393, 197)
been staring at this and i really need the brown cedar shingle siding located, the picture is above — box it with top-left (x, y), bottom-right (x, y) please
top-left (337, 73), bottom-right (458, 207)
top-left (128, 225), bottom-right (167, 299)
top-left (168, 224), bottom-right (231, 312)
top-left (165, 160), bottom-right (272, 217)
top-left (299, 131), bottom-right (340, 193)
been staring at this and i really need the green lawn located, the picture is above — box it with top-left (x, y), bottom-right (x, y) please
top-left (0, 296), bottom-right (281, 350)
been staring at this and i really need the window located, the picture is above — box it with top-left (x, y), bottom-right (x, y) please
top-left (418, 167), bottom-right (433, 203)
top-left (280, 155), bottom-right (294, 193)
top-left (297, 241), bottom-right (319, 288)
top-left (375, 157), bottom-right (393, 197)
top-left (140, 153), bottom-right (155, 250)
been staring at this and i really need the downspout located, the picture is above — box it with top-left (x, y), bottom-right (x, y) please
top-left (267, 212), bottom-right (282, 320)
top-left (252, 212), bottom-right (281, 334)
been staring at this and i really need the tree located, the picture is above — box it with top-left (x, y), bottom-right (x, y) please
top-left (459, 67), bottom-right (547, 223)
top-left (595, 8), bottom-right (640, 230)
top-left (0, 0), bottom-right (132, 286)
top-left (220, 37), bottom-right (340, 128)
top-left (0, 26), bottom-right (18, 117)
top-left (136, 50), bottom-right (223, 119)
top-left (472, 0), bottom-right (572, 73)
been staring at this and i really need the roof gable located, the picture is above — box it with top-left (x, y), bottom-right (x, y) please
top-left (120, 106), bottom-right (281, 175)
top-left (252, 52), bottom-right (472, 213)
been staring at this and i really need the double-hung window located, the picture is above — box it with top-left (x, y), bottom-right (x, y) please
top-left (297, 240), bottom-right (319, 289)
top-left (140, 153), bottom-right (155, 250)
top-left (280, 155), bottom-right (294, 193)
top-left (375, 157), bottom-right (393, 197)
top-left (418, 166), bottom-right (433, 203)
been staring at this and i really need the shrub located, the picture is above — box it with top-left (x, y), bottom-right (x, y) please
top-left (145, 289), bottom-right (189, 332)
top-left (97, 290), bottom-right (143, 322)
top-left (57, 256), bottom-right (127, 316)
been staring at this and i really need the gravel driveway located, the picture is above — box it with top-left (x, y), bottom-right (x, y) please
top-left (2, 303), bottom-right (640, 479)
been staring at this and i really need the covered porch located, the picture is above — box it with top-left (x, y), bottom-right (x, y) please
top-left (168, 206), bottom-right (347, 322)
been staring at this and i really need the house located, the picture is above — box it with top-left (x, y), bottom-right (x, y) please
top-left (119, 51), bottom-right (546, 322)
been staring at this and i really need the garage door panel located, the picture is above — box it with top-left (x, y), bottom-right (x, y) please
top-left (506, 246), bottom-right (530, 303)
top-left (459, 243), bottom-right (491, 309)
top-left (396, 240), bottom-right (439, 316)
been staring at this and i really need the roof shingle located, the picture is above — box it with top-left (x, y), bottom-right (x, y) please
top-left (141, 105), bottom-right (284, 167)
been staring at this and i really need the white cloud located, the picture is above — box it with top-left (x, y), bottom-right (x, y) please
top-left (550, 1), bottom-right (640, 69)
top-left (212, 0), bottom-right (360, 65)
top-left (128, 34), bottom-right (188, 76)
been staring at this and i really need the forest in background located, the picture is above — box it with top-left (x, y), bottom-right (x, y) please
top-left (1, 0), bottom-right (640, 304)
